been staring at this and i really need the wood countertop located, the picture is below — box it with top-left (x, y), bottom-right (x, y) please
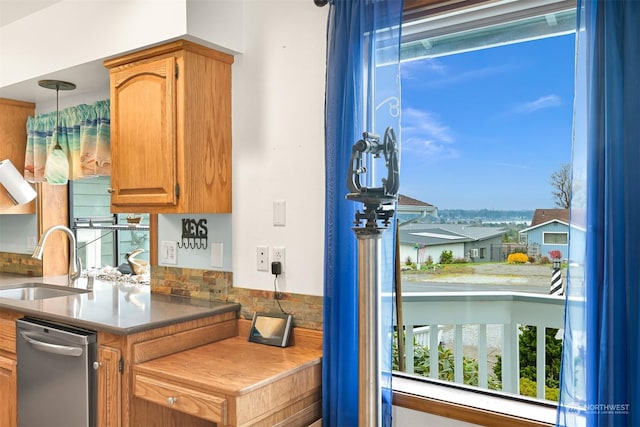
top-left (133, 335), bottom-right (323, 426)
top-left (135, 336), bottom-right (322, 395)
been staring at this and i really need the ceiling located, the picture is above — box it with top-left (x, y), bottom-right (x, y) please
top-left (0, 0), bottom-right (108, 105)
top-left (0, 0), bottom-right (61, 27)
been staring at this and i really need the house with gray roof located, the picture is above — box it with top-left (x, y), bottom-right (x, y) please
top-left (397, 194), bottom-right (438, 225)
top-left (398, 223), bottom-right (506, 264)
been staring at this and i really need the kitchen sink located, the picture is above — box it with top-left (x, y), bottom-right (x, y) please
top-left (0, 283), bottom-right (90, 301)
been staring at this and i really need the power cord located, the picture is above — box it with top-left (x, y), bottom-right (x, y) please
top-left (271, 261), bottom-right (288, 314)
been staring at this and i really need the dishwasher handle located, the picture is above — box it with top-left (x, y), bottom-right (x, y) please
top-left (20, 331), bottom-right (83, 357)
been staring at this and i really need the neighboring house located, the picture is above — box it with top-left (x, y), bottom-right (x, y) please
top-left (398, 223), bottom-right (506, 264)
top-left (519, 209), bottom-right (570, 259)
top-left (396, 194), bottom-right (438, 225)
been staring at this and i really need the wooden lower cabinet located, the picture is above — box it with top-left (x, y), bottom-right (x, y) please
top-left (0, 310), bottom-right (20, 427)
top-left (98, 345), bottom-right (122, 427)
top-left (0, 355), bottom-right (17, 427)
top-left (132, 336), bottom-right (323, 427)
top-left (96, 311), bottom-right (238, 427)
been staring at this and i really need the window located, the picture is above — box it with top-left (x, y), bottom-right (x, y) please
top-left (544, 232), bottom-right (568, 245)
top-left (70, 176), bottom-right (149, 270)
top-left (394, 0), bottom-right (575, 422)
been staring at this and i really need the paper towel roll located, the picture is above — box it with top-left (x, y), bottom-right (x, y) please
top-left (0, 159), bottom-right (37, 205)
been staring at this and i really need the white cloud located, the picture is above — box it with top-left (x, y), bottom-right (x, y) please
top-left (422, 63), bottom-right (518, 88)
top-left (515, 94), bottom-right (562, 113)
top-left (401, 58), bottom-right (447, 81)
top-left (401, 108), bottom-right (459, 160)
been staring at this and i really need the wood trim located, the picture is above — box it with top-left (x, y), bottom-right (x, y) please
top-left (393, 391), bottom-right (554, 427)
top-left (132, 319), bottom-right (237, 364)
top-left (149, 214), bottom-right (158, 266)
top-left (103, 39), bottom-right (234, 69)
top-left (0, 310), bottom-right (21, 355)
top-left (0, 98), bottom-right (35, 109)
top-left (36, 182), bottom-right (70, 276)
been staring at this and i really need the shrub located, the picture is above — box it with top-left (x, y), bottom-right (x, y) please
top-left (507, 253), bottom-right (528, 264)
top-left (519, 377), bottom-right (559, 402)
top-left (439, 250), bottom-right (454, 264)
top-left (528, 255), bottom-right (536, 263)
top-left (539, 256), bottom-right (550, 265)
top-left (393, 334), bottom-right (479, 386)
top-left (513, 247), bottom-right (528, 254)
top-left (405, 256), bottom-right (413, 266)
top-left (493, 325), bottom-right (562, 402)
top-left (426, 255), bottom-right (434, 266)
top-left (453, 257), bottom-right (468, 264)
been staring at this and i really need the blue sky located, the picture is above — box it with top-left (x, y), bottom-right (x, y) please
top-left (399, 34), bottom-right (575, 210)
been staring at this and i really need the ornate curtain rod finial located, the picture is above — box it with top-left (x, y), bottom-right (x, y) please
top-left (314, 0), bottom-right (328, 7)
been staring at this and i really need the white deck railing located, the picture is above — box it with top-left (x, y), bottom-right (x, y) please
top-left (399, 292), bottom-right (565, 400)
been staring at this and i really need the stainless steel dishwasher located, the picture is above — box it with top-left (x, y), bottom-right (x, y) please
top-left (16, 317), bottom-right (97, 427)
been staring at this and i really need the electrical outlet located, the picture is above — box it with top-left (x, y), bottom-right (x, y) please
top-left (273, 247), bottom-right (285, 273)
top-left (257, 246), bottom-right (269, 271)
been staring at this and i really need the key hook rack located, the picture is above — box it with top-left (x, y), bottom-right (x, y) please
top-left (177, 218), bottom-right (208, 250)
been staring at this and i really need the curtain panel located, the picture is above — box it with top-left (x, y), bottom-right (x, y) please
top-left (558, 1), bottom-right (640, 426)
top-left (25, 99), bottom-right (111, 182)
top-left (322, 0), bottom-right (403, 425)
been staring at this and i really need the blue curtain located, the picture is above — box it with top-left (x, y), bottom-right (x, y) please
top-left (322, 0), bottom-right (403, 425)
top-left (558, 1), bottom-right (640, 426)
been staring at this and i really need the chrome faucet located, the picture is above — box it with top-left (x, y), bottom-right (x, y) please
top-left (32, 225), bottom-right (82, 286)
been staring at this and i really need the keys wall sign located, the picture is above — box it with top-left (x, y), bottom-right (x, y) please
top-left (178, 218), bottom-right (208, 249)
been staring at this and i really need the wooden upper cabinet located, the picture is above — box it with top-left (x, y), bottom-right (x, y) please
top-left (104, 40), bottom-right (233, 214)
top-left (0, 98), bottom-right (36, 214)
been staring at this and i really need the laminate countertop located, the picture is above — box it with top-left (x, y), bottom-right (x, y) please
top-left (0, 273), bottom-right (239, 335)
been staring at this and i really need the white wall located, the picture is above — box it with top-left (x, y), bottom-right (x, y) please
top-left (230, 1), bottom-right (326, 295)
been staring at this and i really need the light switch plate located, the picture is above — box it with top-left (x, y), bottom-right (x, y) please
top-left (211, 242), bottom-right (223, 268)
top-left (273, 200), bottom-right (286, 226)
top-left (160, 241), bottom-right (178, 265)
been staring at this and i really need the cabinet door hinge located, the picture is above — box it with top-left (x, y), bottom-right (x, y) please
top-left (118, 357), bottom-right (124, 374)
top-left (175, 63), bottom-right (179, 79)
top-left (176, 183), bottom-right (180, 199)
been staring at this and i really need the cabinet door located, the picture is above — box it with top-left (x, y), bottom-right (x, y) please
top-left (0, 355), bottom-right (17, 427)
top-left (97, 345), bottom-right (122, 427)
top-left (110, 57), bottom-right (178, 208)
top-left (0, 98), bottom-right (36, 214)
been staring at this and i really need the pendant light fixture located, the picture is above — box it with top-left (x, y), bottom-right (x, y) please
top-left (38, 79), bottom-right (76, 185)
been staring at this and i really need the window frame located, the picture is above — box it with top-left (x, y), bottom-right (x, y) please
top-left (392, 1), bottom-right (576, 424)
top-left (543, 231), bottom-right (569, 245)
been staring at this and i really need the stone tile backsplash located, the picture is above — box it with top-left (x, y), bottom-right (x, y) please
top-left (151, 266), bottom-right (323, 330)
top-left (0, 252), bottom-right (41, 276)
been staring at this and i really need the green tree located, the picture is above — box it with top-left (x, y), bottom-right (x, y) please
top-left (439, 249), bottom-right (454, 264)
top-left (492, 325), bottom-right (562, 400)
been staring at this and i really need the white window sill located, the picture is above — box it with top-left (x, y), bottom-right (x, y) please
top-left (393, 374), bottom-right (557, 426)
